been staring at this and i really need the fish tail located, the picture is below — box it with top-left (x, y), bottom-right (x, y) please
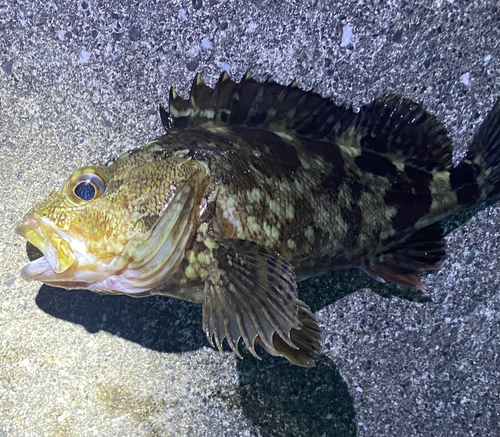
top-left (451, 98), bottom-right (500, 206)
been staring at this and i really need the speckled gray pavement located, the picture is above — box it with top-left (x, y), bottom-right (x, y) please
top-left (0, 1), bottom-right (498, 436)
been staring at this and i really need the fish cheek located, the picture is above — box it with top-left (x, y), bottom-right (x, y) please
top-left (75, 202), bottom-right (133, 258)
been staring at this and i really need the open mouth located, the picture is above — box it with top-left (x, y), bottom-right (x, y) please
top-left (15, 213), bottom-right (130, 290)
top-left (15, 214), bottom-right (77, 281)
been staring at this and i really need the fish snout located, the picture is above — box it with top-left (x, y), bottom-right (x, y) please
top-left (15, 213), bottom-right (76, 275)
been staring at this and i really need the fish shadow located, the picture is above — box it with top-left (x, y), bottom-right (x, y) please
top-left (236, 353), bottom-right (357, 437)
top-left (232, 270), bottom-right (429, 437)
top-left (34, 268), bottom-right (427, 354)
top-left (34, 264), bottom-right (428, 437)
top-left (35, 286), bottom-right (207, 353)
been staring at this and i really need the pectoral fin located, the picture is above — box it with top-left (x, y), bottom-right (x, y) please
top-left (262, 299), bottom-right (321, 367)
top-left (202, 238), bottom-right (321, 367)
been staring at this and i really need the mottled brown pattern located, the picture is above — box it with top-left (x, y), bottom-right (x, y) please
top-left (16, 73), bottom-right (499, 366)
top-left (164, 122), bottom-right (452, 279)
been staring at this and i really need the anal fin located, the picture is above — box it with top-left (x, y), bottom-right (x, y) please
top-left (363, 264), bottom-right (426, 290)
top-left (363, 222), bottom-right (446, 290)
top-left (202, 238), bottom-right (321, 367)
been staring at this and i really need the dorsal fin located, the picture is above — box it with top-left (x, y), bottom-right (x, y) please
top-left (167, 72), bottom-right (352, 133)
top-left (352, 93), bottom-right (453, 171)
top-left (167, 72), bottom-right (453, 171)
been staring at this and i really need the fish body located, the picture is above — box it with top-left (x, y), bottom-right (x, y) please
top-left (16, 72), bottom-right (500, 367)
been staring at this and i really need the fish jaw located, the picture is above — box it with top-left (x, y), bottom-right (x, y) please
top-left (18, 255), bottom-right (54, 281)
top-left (15, 213), bottom-right (76, 275)
top-left (15, 212), bottom-right (128, 289)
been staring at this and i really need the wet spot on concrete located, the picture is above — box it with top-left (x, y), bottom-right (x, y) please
top-left (187, 60), bottom-right (199, 71)
top-left (2, 58), bottom-right (14, 75)
top-left (129, 26), bottom-right (142, 42)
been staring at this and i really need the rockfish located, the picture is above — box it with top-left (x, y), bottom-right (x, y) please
top-left (16, 72), bottom-right (499, 367)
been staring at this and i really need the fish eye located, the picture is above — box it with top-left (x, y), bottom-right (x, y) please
top-left (66, 170), bottom-right (106, 205)
top-left (74, 181), bottom-right (97, 201)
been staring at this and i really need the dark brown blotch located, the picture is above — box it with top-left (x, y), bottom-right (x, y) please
top-left (249, 112), bottom-right (268, 125)
top-left (360, 131), bottom-right (389, 155)
top-left (355, 151), bottom-right (397, 176)
top-left (304, 138), bottom-right (346, 197)
top-left (172, 116), bottom-right (190, 130)
top-left (384, 166), bottom-right (432, 231)
top-left (320, 173), bottom-right (344, 199)
top-left (231, 127), bottom-right (301, 170)
top-left (340, 181), bottom-right (364, 248)
top-left (450, 161), bottom-right (480, 206)
top-left (230, 77), bottom-right (263, 125)
top-left (301, 138), bottom-right (343, 164)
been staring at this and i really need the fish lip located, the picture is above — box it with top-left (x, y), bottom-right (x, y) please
top-left (15, 216), bottom-right (50, 259)
top-left (15, 217), bottom-right (52, 281)
top-left (15, 213), bottom-right (76, 276)
top-left (15, 213), bottom-right (41, 241)
top-left (19, 255), bottom-right (52, 281)
top-left (16, 214), bottom-right (128, 287)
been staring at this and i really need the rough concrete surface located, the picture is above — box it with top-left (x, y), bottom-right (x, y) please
top-left (0, 1), bottom-right (498, 436)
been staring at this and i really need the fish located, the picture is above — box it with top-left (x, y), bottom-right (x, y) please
top-left (15, 72), bottom-right (500, 367)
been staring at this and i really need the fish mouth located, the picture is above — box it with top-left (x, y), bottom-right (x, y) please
top-left (14, 202), bottom-right (193, 293)
top-left (15, 213), bottom-right (128, 290)
top-left (15, 214), bottom-right (77, 280)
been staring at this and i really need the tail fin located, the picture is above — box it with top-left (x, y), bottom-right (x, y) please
top-left (450, 98), bottom-right (500, 206)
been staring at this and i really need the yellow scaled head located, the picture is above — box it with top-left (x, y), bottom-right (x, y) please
top-left (16, 146), bottom-right (208, 294)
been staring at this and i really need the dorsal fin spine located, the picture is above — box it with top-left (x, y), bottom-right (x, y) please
top-left (294, 99), bottom-right (329, 134)
top-left (284, 93), bottom-right (309, 127)
top-left (166, 73), bottom-right (454, 173)
top-left (245, 81), bottom-right (267, 123)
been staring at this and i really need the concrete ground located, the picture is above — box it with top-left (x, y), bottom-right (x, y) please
top-left (0, 1), bottom-right (498, 436)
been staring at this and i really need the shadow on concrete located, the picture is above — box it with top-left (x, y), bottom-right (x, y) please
top-left (35, 286), bottom-right (206, 353)
top-left (33, 238), bottom-right (432, 437)
top-left (237, 353), bottom-right (357, 437)
top-left (35, 267), bottom-right (429, 353)
top-left (36, 283), bottom-right (359, 436)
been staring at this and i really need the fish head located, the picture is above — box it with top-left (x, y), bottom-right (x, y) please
top-left (16, 149), bottom-right (208, 294)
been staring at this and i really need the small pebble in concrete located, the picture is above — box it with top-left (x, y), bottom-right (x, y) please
top-left (341, 25), bottom-right (353, 47)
